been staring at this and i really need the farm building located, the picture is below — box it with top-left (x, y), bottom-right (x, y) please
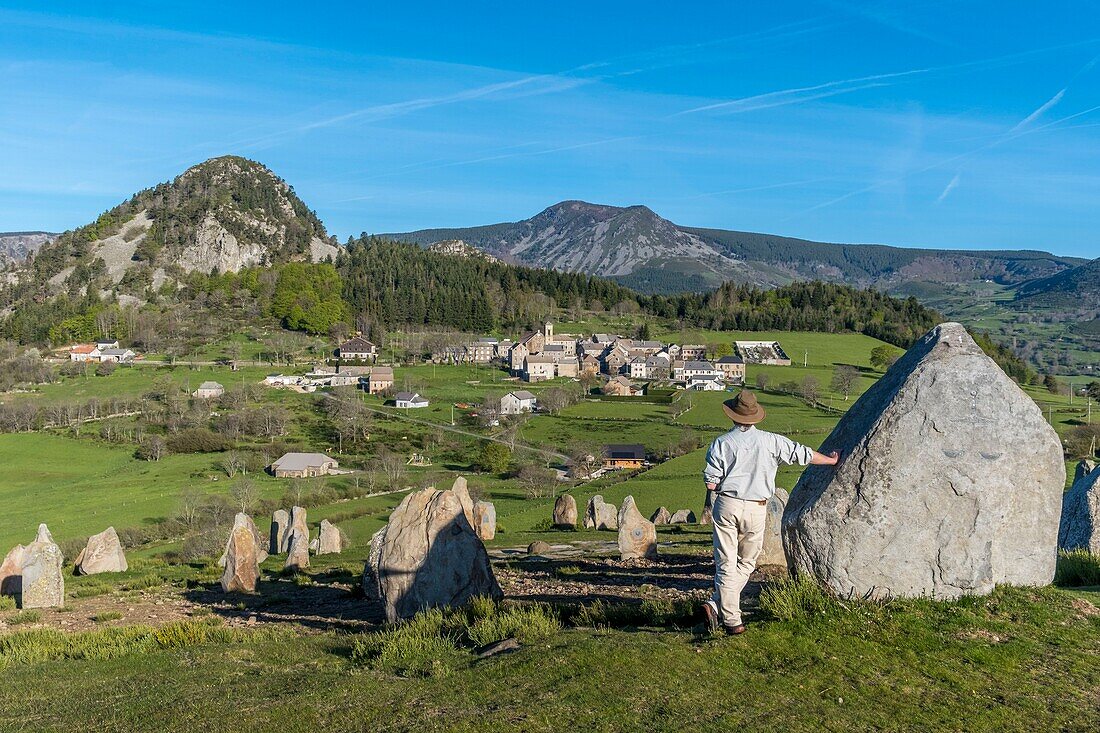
top-left (98, 348), bottom-right (135, 363)
top-left (735, 340), bottom-right (792, 366)
top-left (69, 344), bottom-right (99, 362)
top-left (193, 381), bottom-right (224, 399)
top-left (270, 452), bottom-right (338, 478)
top-left (501, 390), bottom-right (537, 415)
top-left (604, 444), bottom-right (646, 470)
top-left (603, 376), bottom-right (640, 397)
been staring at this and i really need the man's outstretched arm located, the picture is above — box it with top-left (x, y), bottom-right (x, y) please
top-left (809, 450), bottom-right (840, 466)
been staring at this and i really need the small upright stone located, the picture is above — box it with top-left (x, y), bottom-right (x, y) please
top-left (1060, 463), bottom-right (1100, 554)
top-left (20, 530), bottom-right (64, 609)
top-left (74, 527), bottom-right (128, 575)
top-left (650, 507), bottom-right (672, 525)
top-left (1074, 459), bottom-right (1097, 485)
top-left (290, 506), bottom-right (308, 537)
top-left (757, 488), bottom-right (789, 567)
top-left (669, 509), bottom-right (696, 524)
top-left (585, 496), bottom-right (617, 530)
top-left (473, 501), bottom-right (496, 541)
top-left (316, 519), bottom-right (344, 555)
top-left (553, 494), bottom-right (578, 529)
top-left (221, 513), bottom-right (261, 592)
top-left (270, 509), bottom-right (290, 554)
top-left (35, 523), bottom-right (53, 544)
top-left (701, 491), bottom-right (714, 526)
top-left (0, 544), bottom-right (25, 596)
top-left (284, 527), bottom-right (310, 571)
top-left (617, 496), bottom-right (657, 561)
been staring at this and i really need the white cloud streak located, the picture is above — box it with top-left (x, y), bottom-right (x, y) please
top-left (936, 172), bottom-right (960, 203)
top-left (1010, 88), bottom-right (1066, 132)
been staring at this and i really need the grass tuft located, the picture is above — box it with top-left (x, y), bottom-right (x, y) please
top-left (0, 596), bottom-right (16, 611)
top-left (758, 574), bottom-right (843, 621)
top-left (1054, 550), bottom-right (1100, 588)
top-left (92, 611), bottom-right (123, 624)
top-left (7, 610), bottom-right (42, 626)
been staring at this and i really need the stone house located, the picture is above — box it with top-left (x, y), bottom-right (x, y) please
top-left (603, 375), bottom-right (640, 397)
top-left (501, 390), bottom-right (537, 415)
top-left (336, 336), bottom-right (378, 361)
top-left (367, 366), bottom-right (394, 394)
top-left (524, 355), bottom-right (556, 382)
top-left (270, 452), bottom-right (338, 478)
top-left (193, 381), bottom-right (224, 399)
top-left (715, 355), bottom-right (746, 384)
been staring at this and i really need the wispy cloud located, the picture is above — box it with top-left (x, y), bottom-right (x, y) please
top-left (1010, 88), bottom-right (1066, 132)
top-left (936, 172), bottom-right (960, 203)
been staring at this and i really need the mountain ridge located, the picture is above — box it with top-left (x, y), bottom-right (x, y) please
top-left (386, 200), bottom-right (1085, 294)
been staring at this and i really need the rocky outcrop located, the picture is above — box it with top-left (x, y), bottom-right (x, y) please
top-left (316, 519), bottom-right (344, 555)
top-left (473, 501), bottom-right (496, 541)
top-left (74, 527), bottom-right (128, 575)
top-left (368, 486), bottom-right (501, 623)
top-left (553, 495), bottom-right (578, 529)
top-left (1059, 464), bottom-right (1100, 554)
top-left (617, 496), bottom-right (657, 561)
top-left (584, 495), bottom-right (617, 531)
top-left (669, 509), bottom-right (696, 525)
top-left (270, 509), bottom-right (290, 554)
top-left (784, 323), bottom-right (1065, 599)
top-left (221, 514), bottom-right (261, 593)
top-left (650, 507), bottom-right (672, 525)
top-left (757, 489), bottom-right (789, 567)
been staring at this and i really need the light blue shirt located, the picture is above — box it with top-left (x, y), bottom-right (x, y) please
top-left (703, 425), bottom-right (813, 501)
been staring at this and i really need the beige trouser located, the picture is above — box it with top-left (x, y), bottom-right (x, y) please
top-left (711, 495), bottom-right (768, 627)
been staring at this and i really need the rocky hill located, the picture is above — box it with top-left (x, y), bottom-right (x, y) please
top-left (16, 156), bottom-right (339, 298)
top-left (0, 231), bottom-right (56, 266)
top-left (388, 201), bottom-right (1083, 294)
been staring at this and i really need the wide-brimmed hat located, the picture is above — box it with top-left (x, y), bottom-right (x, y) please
top-left (722, 390), bottom-right (766, 425)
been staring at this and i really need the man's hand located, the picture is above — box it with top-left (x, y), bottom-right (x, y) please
top-left (810, 449), bottom-right (841, 466)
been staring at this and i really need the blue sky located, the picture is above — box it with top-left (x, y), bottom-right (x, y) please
top-left (2, 1), bottom-right (1099, 257)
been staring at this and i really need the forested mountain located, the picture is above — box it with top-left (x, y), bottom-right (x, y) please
top-left (1014, 257), bottom-right (1100, 309)
top-left (389, 201), bottom-right (1083, 294)
top-left (5, 156), bottom-right (338, 305)
top-left (337, 237), bottom-right (940, 348)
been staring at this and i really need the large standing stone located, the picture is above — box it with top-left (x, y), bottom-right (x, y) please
top-left (473, 501), bottom-right (496, 541)
top-left (1074, 460), bottom-right (1097, 485)
top-left (757, 488), bottom-right (789, 567)
top-left (221, 513), bottom-right (261, 592)
top-left (451, 476), bottom-right (476, 527)
top-left (20, 535), bottom-right (64, 609)
top-left (553, 494), bottom-right (578, 529)
top-left (74, 527), bottom-right (128, 575)
top-left (618, 496), bottom-right (657, 561)
top-left (270, 509), bottom-right (290, 554)
top-left (290, 506), bottom-right (308, 537)
top-left (1059, 463), bottom-right (1100, 554)
top-left (219, 514), bottom-right (267, 567)
top-left (650, 507), bottom-right (672, 525)
top-left (369, 486), bottom-right (502, 622)
top-left (669, 509), bottom-right (696, 525)
top-left (784, 322), bottom-right (1065, 599)
top-left (0, 544), bottom-right (25, 596)
top-left (316, 519), bottom-right (344, 555)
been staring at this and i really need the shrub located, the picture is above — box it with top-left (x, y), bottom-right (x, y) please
top-left (1054, 549), bottom-right (1100, 587)
top-left (92, 611), bottom-right (123, 624)
top-left (166, 428), bottom-right (232, 454)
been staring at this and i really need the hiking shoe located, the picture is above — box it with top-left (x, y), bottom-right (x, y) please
top-left (724, 623), bottom-right (746, 636)
top-left (703, 600), bottom-right (720, 634)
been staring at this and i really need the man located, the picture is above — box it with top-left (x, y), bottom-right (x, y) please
top-left (702, 390), bottom-right (839, 635)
